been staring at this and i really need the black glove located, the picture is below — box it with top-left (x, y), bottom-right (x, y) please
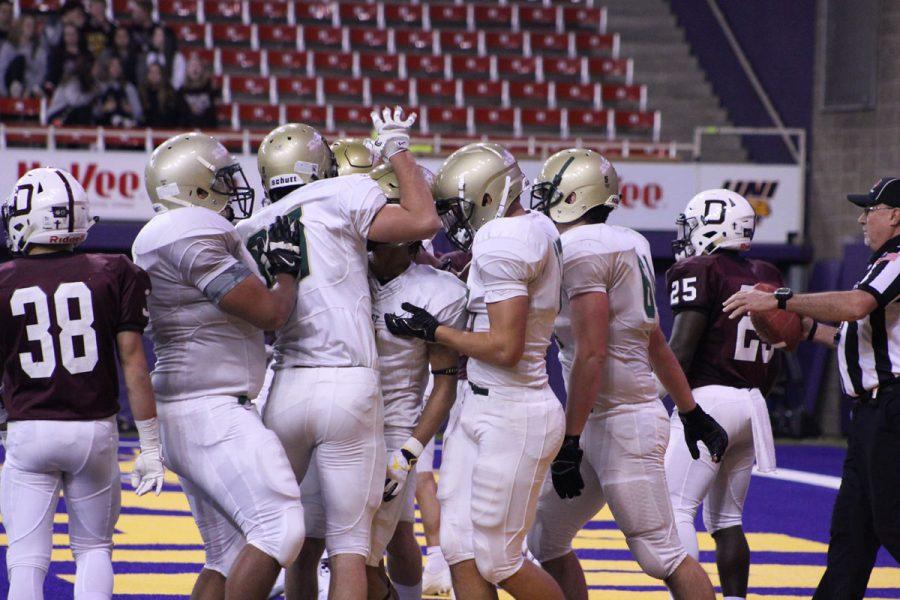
top-left (265, 216), bottom-right (305, 278)
top-left (550, 435), bottom-right (584, 499)
top-left (384, 302), bottom-right (440, 342)
top-left (679, 404), bottom-right (728, 462)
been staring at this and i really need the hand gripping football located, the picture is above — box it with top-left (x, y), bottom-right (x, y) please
top-left (749, 283), bottom-right (802, 351)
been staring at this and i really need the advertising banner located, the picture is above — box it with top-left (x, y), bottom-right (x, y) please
top-left (3, 149), bottom-right (803, 243)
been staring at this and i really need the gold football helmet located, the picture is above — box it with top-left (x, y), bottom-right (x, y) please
top-left (432, 142), bottom-right (526, 250)
top-left (331, 138), bottom-right (380, 176)
top-left (369, 163), bottom-right (436, 202)
top-left (145, 132), bottom-right (254, 219)
top-left (530, 148), bottom-right (620, 224)
top-left (257, 123), bottom-right (337, 201)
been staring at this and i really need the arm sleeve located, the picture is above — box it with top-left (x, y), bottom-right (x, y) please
top-left (474, 237), bottom-right (538, 303)
top-left (562, 239), bottom-right (614, 299)
top-left (116, 257), bottom-right (151, 333)
top-left (346, 176), bottom-right (388, 239)
top-left (666, 258), bottom-right (714, 314)
top-left (163, 233), bottom-right (253, 305)
top-left (857, 253), bottom-right (900, 308)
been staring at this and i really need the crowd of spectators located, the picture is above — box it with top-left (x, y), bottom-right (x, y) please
top-left (0, 0), bottom-right (219, 128)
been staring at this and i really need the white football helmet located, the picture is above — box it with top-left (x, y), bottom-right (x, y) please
top-left (672, 188), bottom-right (756, 260)
top-left (3, 168), bottom-right (95, 254)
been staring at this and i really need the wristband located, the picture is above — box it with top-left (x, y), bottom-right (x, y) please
top-left (135, 417), bottom-right (161, 453)
top-left (562, 434), bottom-right (580, 447)
top-left (431, 366), bottom-right (459, 376)
top-left (401, 436), bottom-right (425, 458)
top-left (806, 320), bottom-right (819, 342)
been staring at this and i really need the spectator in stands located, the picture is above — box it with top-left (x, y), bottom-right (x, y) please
top-left (46, 22), bottom-right (88, 92)
top-left (0, 1), bottom-right (13, 44)
top-left (42, 0), bottom-right (86, 49)
top-left (95, 55), bottom-right (142, 127)
top-left (102, 26), bottom-right (139, 84)
top-left (85, 0), bottom-right (115, 58)
top-left (47, 55), bottom-right (98, 125)
top-left (139, 24), bottom-right (184, 90)
top-left (140, 61), bottom-right (176, 127)
top-left (128, 0), bottom-right (169, 54)
top-left (175, 52), bottom-right (217, 128)
top-left (0, 15), bottom-right (47, 98)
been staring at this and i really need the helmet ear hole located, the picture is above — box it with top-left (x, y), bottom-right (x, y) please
top-left (564, 191), bottom-right (577, 205)
top-left (481, 193), bottom-right (493, 208)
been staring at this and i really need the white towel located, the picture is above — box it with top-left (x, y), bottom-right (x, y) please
top-left (749, 387), bottom-right (777, 473)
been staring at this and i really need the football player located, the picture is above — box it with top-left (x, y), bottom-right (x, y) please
top-left (0, 168), bottom-right (164, 600)
top-left (133, 133), bottom-right (308, 599)
top-left (366, 163), bottom-right (469, 600)
top-left (663, 189), bottom-right (782, 600)
top-left (236, 108), bottom-right (439, 600)
top-left (331, 137), bottom-right (381, 176)
top-left (385, 142), bottom-right (565, 600)
top-left (524, 150), bottom-right (724, 600)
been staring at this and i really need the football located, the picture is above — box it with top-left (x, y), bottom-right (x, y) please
top-left (750, 283), bottom-right (803, 351)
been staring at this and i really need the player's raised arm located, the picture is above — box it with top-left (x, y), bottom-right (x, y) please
top-left (367, 107), bottom-right (441, 243)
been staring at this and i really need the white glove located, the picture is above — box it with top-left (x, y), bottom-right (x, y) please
top-left (131, 417), bottom-right (165, 497)
top-left (370, 106), bottom-right (417, 160)
top-left (383, 437), bottom-right (424, 502)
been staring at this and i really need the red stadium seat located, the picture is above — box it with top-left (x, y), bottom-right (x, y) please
top-left (312, 51), bottom-right (354, 76)
top-left (414, 78), bottom-right (456, 105)
top-left (211, 23), bottom-right (253, 47)
top-left (484, 31), bottom-right (525, 56)
top-left (614, 110), bottom-right (660, 140)
top-left (203, 0), bottom-right (243, 23)
top-left (219, 48), bottom-right (264, 75)
top-left (359, 53), bottom-right (401, 78)
top-left (103, 130), bottom-right (150, 150)
top-left (563, 6), bottom-right (607, 33)
top-left (301, 25), bottom-right (345, 51)
top-left (384, 4), bottom-right (423, 28)
top-left (52, 129), bottom-right (97, 149)
top-left (450, 56), bottom-right (492, 80)
top-left (518, 5), bottom-right (559, 31)
top-left (530, 32), bottom-right (570, 56)
top-left (473, 5), bottom-right (513, 30)
top-left (575, 32), bottom-right (617, 57)
top-left (422, 106), bottom-right (469, 135)
top-left (257, 24), bottom-right (299, 50)
top-left (249, 0), bottom-right (291, 24)
top-left (338, 2), bottom-right (379, 28)
top-left (554, 82), bottom-right (600, 108)
top-left (111, 0), bottom-right (130, 19)
top-left (322, 77), bottom-right (365, 103)
top-left (237, 102), bottom-right (280, 129)
top-left (506, 81), bottom-right (551, 108)
top-left (226, 75), bottom-right (271, 102)
top-left (285, 105), bottom-right (327, 127)
top-left (331, 105), bottom-right (373, 131)
top-left (588, 58), bottom-right (633, 83)
top-left (296, 2), bottom-right (335, 26)
top-left (17, 0), bottom-right (59, 15)
top-left (472, 107), bottom-right (515, 134)
top-left (395, 30), bottom-right (436, 54)
top-left (430, 4), bottom-right (468, 29)
top-left (169, 23), bottom-right (207, 47)
top-left (370, 79), bottom-right (412, 105)
top-left (496, 56), bottom-right (537, 81)
top-left (566, 108), bottom-right (612, 136)
top-left (348, 28), bottom-right (389, 52)
top-left (217, 103), bottom-right (237, 129)
top-left (268, 50), bottom-right (310, 75)
top-left (520, 108), bottom-right (562, 135)
top-left (185, 47), bottom-right (216, 67)
top-left (602, 84), bottom-right (646, 110)
top-left (158, 0), bottom-right (199, 22)
top-left (405, 55), bottom-right (447, 79)
top-left (462, 80), bottom-right (502, 106)
top-left (276, 76), bottom-right (319, 102)
top-left (439, 31), bottom-right (480, 55)
top-left (542, 57), bottom-right (584, 83)
top-left (0, 97), bottom-right (42, 123)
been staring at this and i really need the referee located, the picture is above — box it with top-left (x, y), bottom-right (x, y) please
top-left (723, 176), bottom-right (900, 599)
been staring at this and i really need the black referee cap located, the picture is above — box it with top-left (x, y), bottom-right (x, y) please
top-left (848, 177), bottom-right (900, 207)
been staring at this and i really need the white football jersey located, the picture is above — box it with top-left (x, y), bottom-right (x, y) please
top-left (236, 174), bottom-right (387, 369)
top-left (371, 263), bottom-right (468, 429)
top-left (132, 207), bottom-right (265, 402)
top-left (466, 210), bottom-right (562, 388)
top-left (555, 223), bottom-right (659, 408)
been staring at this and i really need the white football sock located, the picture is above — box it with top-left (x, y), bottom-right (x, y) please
top-left (74, 550), bottom-right (114, 599)
top-left (8, 566), bottom-right (45, 600)
top-left (723, 597), bottom-right (745, 600)
top-left (394, 582), bottom-right (423, 600)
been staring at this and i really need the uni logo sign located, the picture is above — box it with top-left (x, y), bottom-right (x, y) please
top-left (723, 180), bottom-right (779, 219)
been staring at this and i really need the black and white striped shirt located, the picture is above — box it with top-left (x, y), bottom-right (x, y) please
top-left (838, 236), bottom-right (900, 397)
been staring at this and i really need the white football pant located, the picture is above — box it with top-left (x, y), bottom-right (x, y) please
top-left (1, 417), bottom-right (120, 600)
top-left (158, 396), bottom-right (305, 575)
top-left (529, 401), bottom-right (687, 580)
top-left (665, 385), bottom-right (757, 559)
top-left (264, 366), bottom-right (384, 557)
top-left (367, 424), bottom-right (418, 566)
top-left (439, 383), bottom-right (564, 585)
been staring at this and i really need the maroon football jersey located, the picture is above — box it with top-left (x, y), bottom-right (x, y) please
top-left (0, 252), bottom-right (150, 421)
top-left (666, 251), bottom-right (783, 391)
